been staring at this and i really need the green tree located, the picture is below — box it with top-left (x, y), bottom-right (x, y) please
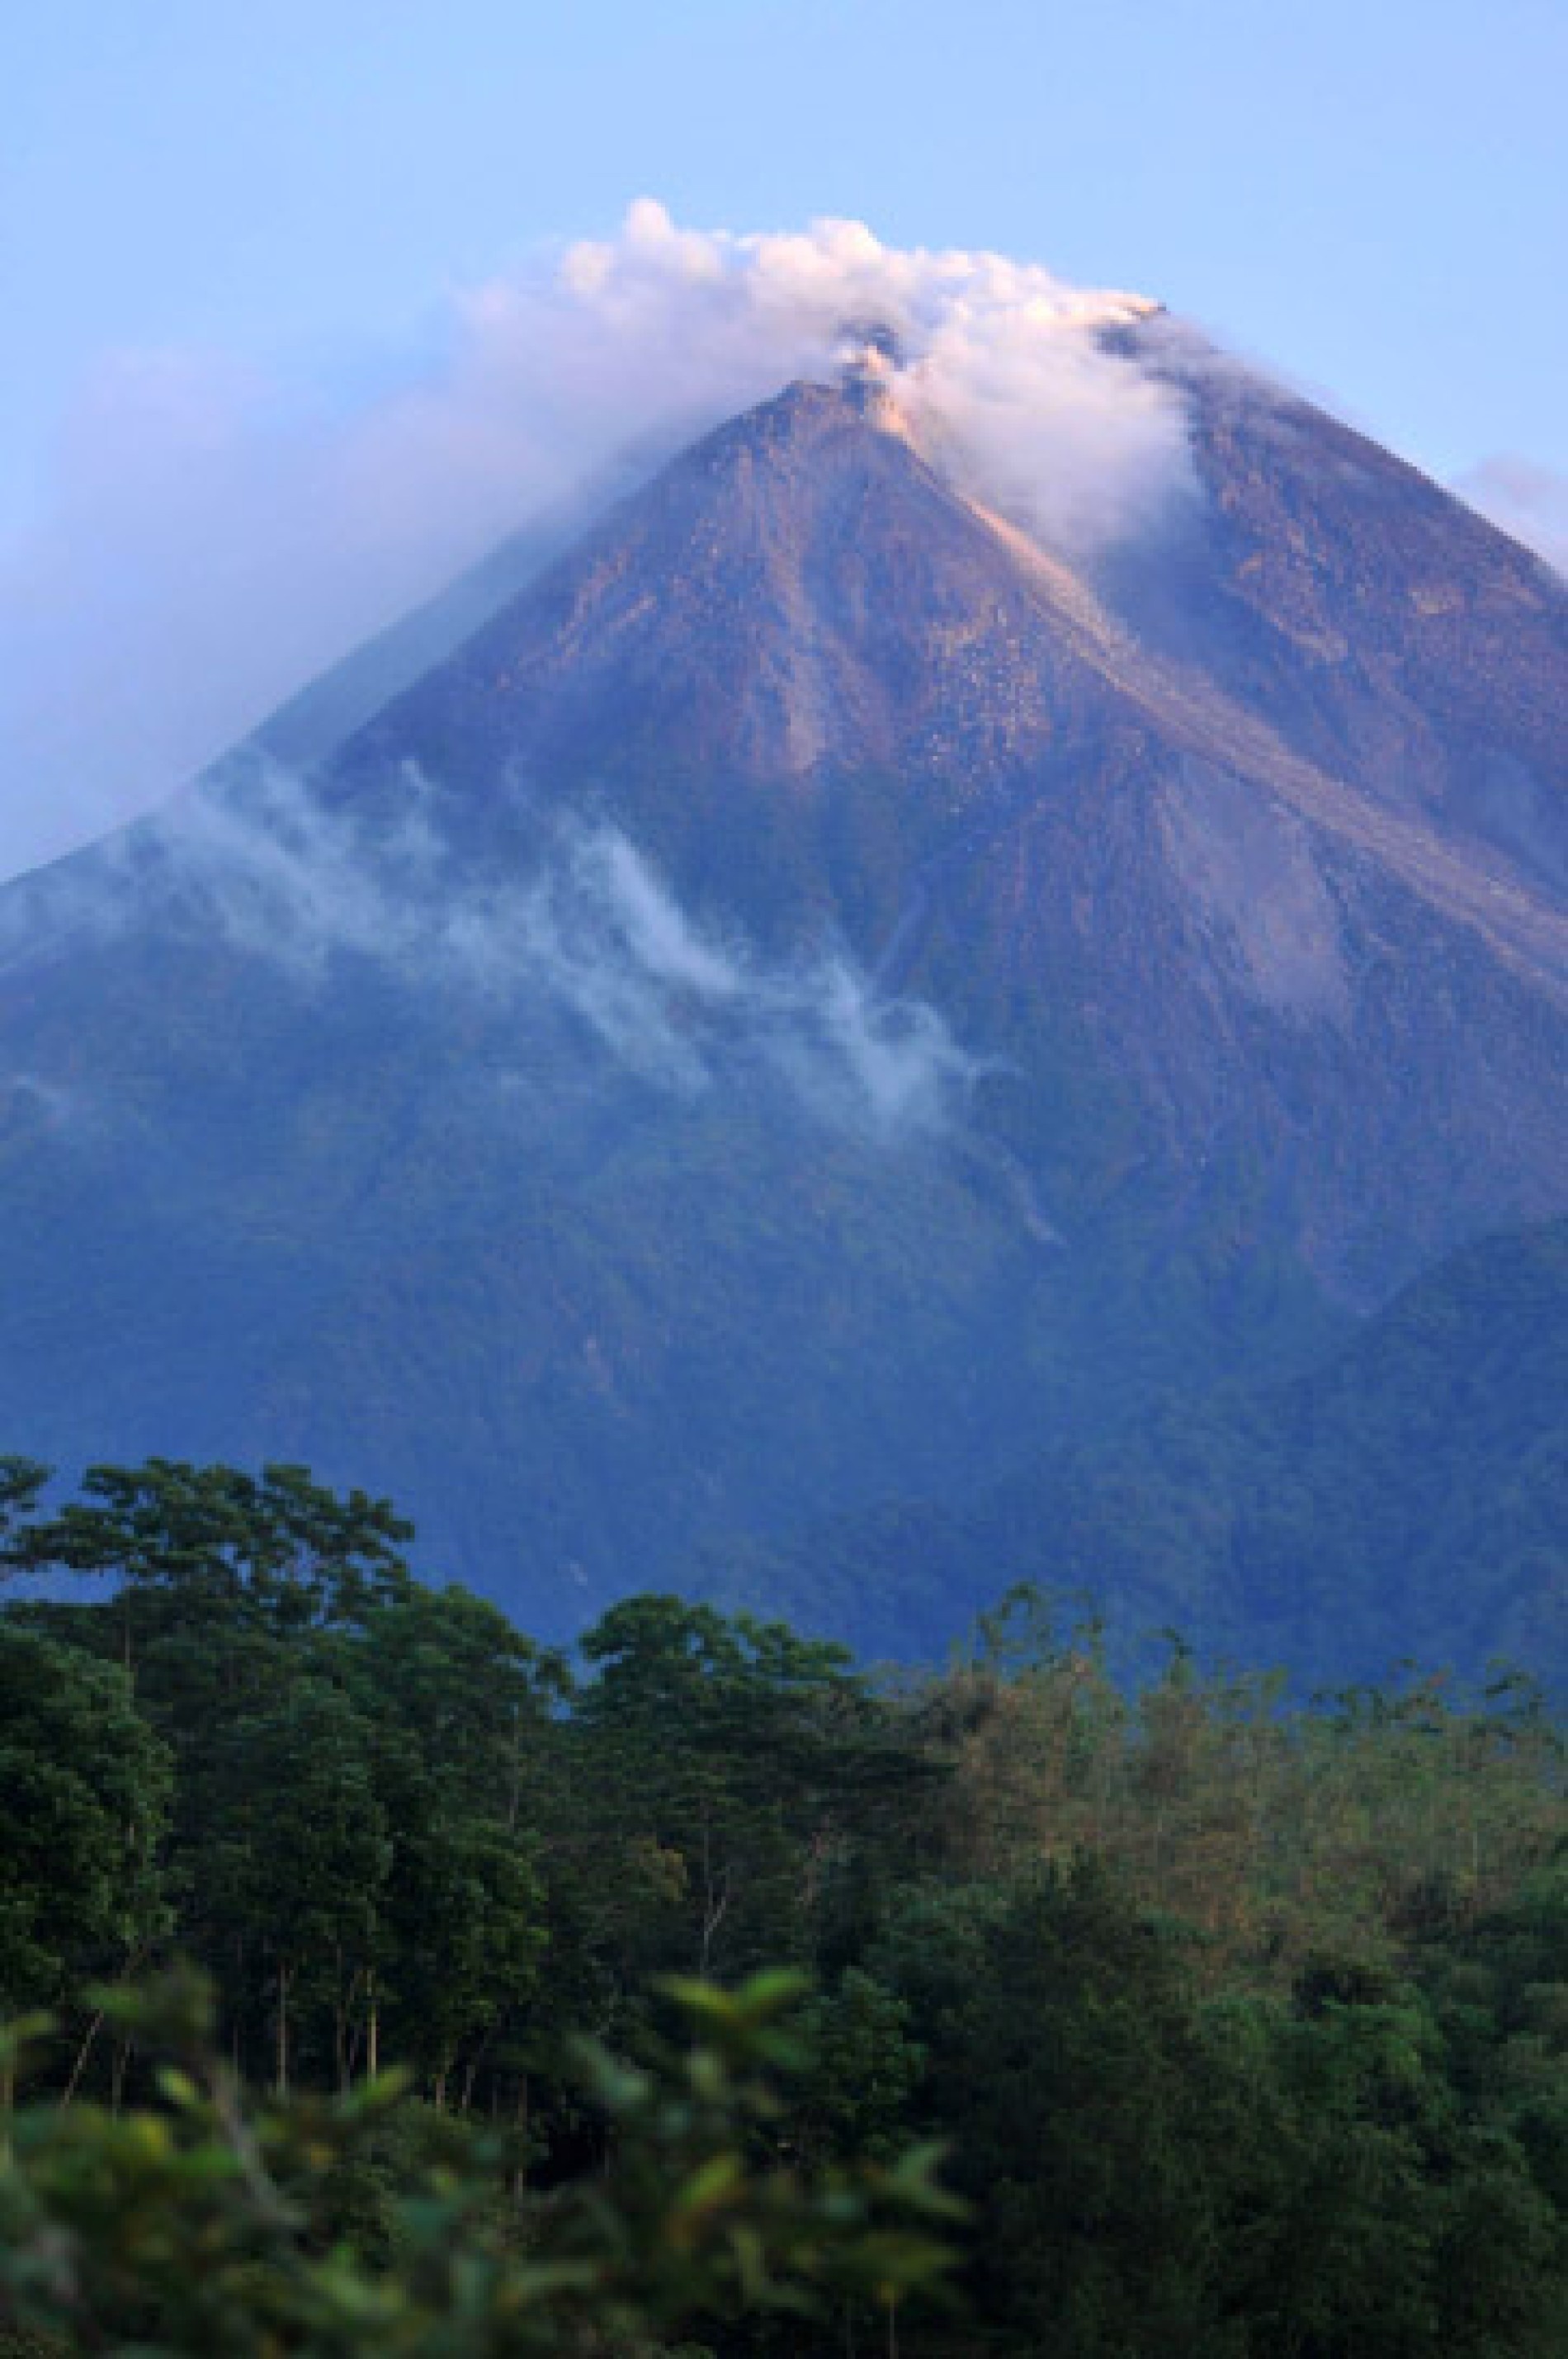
top-left (903, 1861), bottom-right (1231, 2356)
top-left (206, 1679), bottom-right (390, 2096)
top-left (0, 1626), bottom-right (170, 2107)
top-left (342, 1588), bottom-right (560, 2103)
top-left (574, 1596), bottom-right (931, 1987)
top-left (0, 1458), bottom-right (47, 1562)
top-left (12, 1458), bottom-right (413, 1678)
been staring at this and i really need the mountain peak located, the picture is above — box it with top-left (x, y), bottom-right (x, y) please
top-left (0, 321), bottom-right (1566, 1659)
top-left (678, 369), bottom-right (923, 475)
top-left (340, 364), bottom-right (1068, 807)
top-left (334, 360), bottom-right (1568, 1015)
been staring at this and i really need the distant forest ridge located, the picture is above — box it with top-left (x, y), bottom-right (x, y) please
top-left (694, 1213), bottom-right (1568, 1685)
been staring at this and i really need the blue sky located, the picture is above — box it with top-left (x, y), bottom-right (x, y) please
top-left (2, 0), bottom-right (1564, 870)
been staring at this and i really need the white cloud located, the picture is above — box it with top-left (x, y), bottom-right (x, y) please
top-left (0, 204), bottom-right (1191, 879)
top-left (9, 762), bottom-right (985, 1143)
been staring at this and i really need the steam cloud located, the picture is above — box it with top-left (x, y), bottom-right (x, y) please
top-left (15, 764), bottom-right (984, 1145)
top-left (0, 203), bottom-right (1190, 879)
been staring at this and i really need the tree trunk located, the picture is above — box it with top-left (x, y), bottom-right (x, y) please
top-left (111, 2035), bottom-right (131, 2116)
top-left (276, 1961), bottom-right (290, 2098)
top-left (511, 2073), bottom-right (530, 2211)
top-left (62, 2007), bottom-right (106, 2106)
top-left (335, 1960), bottom-right (364, 2093)
top-left (697, 1813), bottom-right (730, 1974)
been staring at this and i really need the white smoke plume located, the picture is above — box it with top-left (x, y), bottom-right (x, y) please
top-left (0, 203), bottom-right (1189, 879)
top-left (9, 763), bottom-right (985, 1144)
top-left (502, 820), bottom-right (986, 1136)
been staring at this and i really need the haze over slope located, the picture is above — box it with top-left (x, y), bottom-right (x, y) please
top-left (701, 1216), bottom-right (1568, 1683)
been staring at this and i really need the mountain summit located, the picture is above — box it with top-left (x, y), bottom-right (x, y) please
top-left (1, 344), bottom-right (1564, 1666)
top-left (328, 362), bottom-right (1568, 1292)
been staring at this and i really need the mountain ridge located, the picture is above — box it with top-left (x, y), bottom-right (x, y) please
top-left (0, 344), bottom-right (1563, 1664)
top-left (698, 1212), bottom-right (1568, 1684)
top-left (308, 366), bottom-right (1568, 1298)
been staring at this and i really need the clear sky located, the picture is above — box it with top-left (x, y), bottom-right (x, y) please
top-left (2, 0), bottom-right (1564, 869)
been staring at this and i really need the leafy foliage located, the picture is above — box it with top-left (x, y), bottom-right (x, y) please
top-left (2, 1458), bottom-right (1565, 2352)
top-left (0, 1969), bottom-right (955, 2357)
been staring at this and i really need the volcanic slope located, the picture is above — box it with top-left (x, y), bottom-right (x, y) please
top-left (692, 1214), bottom-right (1568, 1685)
top-left (0, 356), bottom-right (1563, 1649)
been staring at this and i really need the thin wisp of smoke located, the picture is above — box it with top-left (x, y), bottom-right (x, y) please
top-left (11, 763), bottom-right (985, 1145)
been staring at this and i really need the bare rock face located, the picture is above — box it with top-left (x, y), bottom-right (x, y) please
top-left (0, 352), bottom-right (1563, 1640)
top-left (333, 367), bottom-right (1568, 1299)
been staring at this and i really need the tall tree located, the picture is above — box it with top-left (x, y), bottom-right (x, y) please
top-left (206, 1679), bottom-right (389, 2095)
top-left (0, 1625), bottom-right (170, 2102)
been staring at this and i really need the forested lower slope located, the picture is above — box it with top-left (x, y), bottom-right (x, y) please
top-left (702, 1216), bottom-right (1568, 1681)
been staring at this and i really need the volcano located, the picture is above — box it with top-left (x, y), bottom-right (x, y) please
top-left (1, 333), bottom-right (1564, 1669)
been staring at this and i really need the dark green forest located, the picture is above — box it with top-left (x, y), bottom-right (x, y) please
top-left (2, 1458), bottom-right (1566, 2355)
